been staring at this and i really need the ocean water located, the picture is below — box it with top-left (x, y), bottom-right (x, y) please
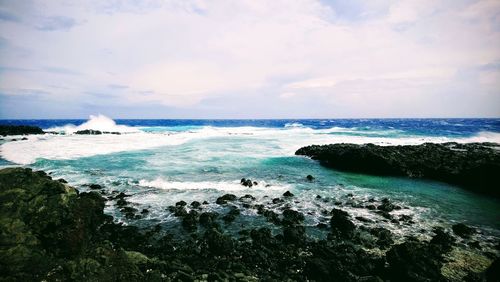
top-left (1, 115), bottom-right (499, 239)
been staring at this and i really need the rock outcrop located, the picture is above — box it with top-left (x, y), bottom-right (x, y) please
top-left (0, 125), bottom-right (44, 136)
top-left (0, 167), bottom-right (496, 281)
top-left (296, 142), bottom-right (500, 196)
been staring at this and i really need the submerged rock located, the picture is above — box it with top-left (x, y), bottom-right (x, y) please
top-left (296, 142), bottom-right (500, 196)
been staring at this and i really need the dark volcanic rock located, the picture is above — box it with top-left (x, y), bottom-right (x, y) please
top-left (75, 129), bottom-right (103, 135)
top-left (283, 191), bottom-right (294, 197)
top-left (330, 208), bottom-right (356, 237)
top-left (216, 194), bottom-right (237, 204)
top-left (0, 125), bottom-right (44, 136)
top-left (386, 240), bottom-right (446, 281)
top-left (296, 142), bottom-right (500, 196)
top-left (452, 223), bottom-right (476, 238)
top-left (282, 209), bottom-right (305, 226)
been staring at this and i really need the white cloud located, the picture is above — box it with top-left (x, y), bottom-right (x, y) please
top-left (0, 0), bottom-right (499, 117)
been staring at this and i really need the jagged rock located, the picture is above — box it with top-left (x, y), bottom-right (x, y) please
top-left (216, 194), bottom-right (237, 205)
top-left (182, 210), bottom-right (199, 232)
top-left (330, 208), bottom-right (356, 237)
top-left (296, 142), bottom-right (500, 196)
top-left (283, 226), bottom-right (306, 244)
top-left (222, 207), bottom-right (240, 223)
top-left (75, 129), bottom-right (102, 135)
top-left (386, 240), bottom-right (445, 281)
top-left (89, 184), bottom-right (102, 190)
top-left (282, 209), bottom-right (304, 226)
top-left (175, 200), bottom-right (187, 207)
top-left (283, 191), bottom-right (294, 197)
top-left (0, 125), bottom-right (44, 136)
top-left (452, 223), bottom-right (476, 238)
top-left (190, 201), bottom-right (201, 208)
top-left (199, 212), bottom-right (218, 227)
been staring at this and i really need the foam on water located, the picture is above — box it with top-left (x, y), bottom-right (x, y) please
top-left (138, 178), bottom-right (290, 192)
top-left (2, 115), bottom-right (500, 165)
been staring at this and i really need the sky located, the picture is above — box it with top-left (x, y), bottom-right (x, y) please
top-left (0, 0), bottom-right (499, 119)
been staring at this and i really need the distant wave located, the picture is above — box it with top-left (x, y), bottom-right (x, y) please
top-left (46, 114), bottom-right (140, 134)
top-left (284, 122), bottom-right (305, 128)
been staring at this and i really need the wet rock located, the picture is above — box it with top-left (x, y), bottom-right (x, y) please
top-left (282, 209), bottom-right (305, 226)
top-left (57, 178), bottom-right (68, 184)
top-left (240, 178), bottom-right (254, 187)
top-left (262, 209), bottom-right (281, 225)
top-left (239, 194), bottom-right (255, 201)
top-left (452, 223), bottom-right (476, 238)
top-left (430, 227), bottom-right (455, 253)
top-left (222, 207), bottom-right (241, 223)
top-left (141, 209), bottom-right (149, 214)
top-left (485, 257), bottom-right (500, 282)
top-left (75, 129), bottom-right (102, 135)
top-left (89, 184), bottom-right (102, 190)
top-left (377, 198), bottom-right (396, 212)
top-left (199, 212), bottom-right (218, 227)
top-left (306, 175), bottom-right (314, 181)
top-left (296, 142), bottom-right (500, 197)
top-left (356, 216), bottom-right (373, 223)
top-left (176, 200), bottom-right (187, 207)
top-left (190, 201), bottom-right (201, 208)
top-left (204, 229), bottom-right (234, 256)
top-left (117, 198), bottom-right (129, 207)
top-left (250, 227), bottom-right (273, 245)
top-left (386, 240), bottom-right (445, 281)
top-left (283, 225), bottom-right (306, 245)
top-left (316, 223), bottom-right (329, 229)
top-left (370, 227), bottom-right (394, 249)
top-left (283, 191), bottom-right (294, 197)
top-left (330, 208), bottom-right (356, 237)
top-left (272, 197), bottom-right (284, 204)
top-left (216, 194), bottom-right (237, 205)
top-left (182, 210), bottom-right (199, 232)
top-left (168, 205), bottom-right (187, 217)
top-left (0, 125), bottom-right (44, 136)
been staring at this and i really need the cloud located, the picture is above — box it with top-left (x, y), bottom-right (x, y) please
top-left (35, 16), bottom-right (77, 31)
top-left (0, 0), bottom-right (499, 118)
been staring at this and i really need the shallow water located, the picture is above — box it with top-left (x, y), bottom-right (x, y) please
top-left (1, 115), bottom-right (499, 239)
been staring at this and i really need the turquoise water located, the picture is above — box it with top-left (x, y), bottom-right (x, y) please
top-left (1, 116), bottom-right (499, 238)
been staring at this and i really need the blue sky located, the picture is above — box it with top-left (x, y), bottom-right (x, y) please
top-left (0, 0), bottom-right (499, 118)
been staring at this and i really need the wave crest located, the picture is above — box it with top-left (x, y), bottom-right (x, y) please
top-left (47, 114), bottom-right (140, 134)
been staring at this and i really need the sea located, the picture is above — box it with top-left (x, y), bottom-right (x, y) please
top-left (1, 115), bottom-right (499, 239)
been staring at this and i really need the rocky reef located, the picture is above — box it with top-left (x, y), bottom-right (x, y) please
top-left (0, 125), bottom-right (44, 136)
top-left (1, 168), bottom-right (498, 281)
top-left (296, 142), bottom-right (500, 197)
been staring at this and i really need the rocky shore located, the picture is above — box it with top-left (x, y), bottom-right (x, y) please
top-left (0, 125), bottom-right (44, 136)
top-left (296, 142), bottom-right (500, 197)
top-left (1, 167), bottom-right (498, 281)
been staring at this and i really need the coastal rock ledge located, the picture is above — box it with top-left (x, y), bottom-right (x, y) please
top-left (296, 142), bottom-right (500, 197)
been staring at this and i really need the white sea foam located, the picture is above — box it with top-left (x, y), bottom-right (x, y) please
top-left (47, 114), bottom-right (140, 134)
top-left (138, 178), bottom-right (289, 192)
top-left (0, 132), bottom-right (191, 164)
top-left (2, 115), bottom-right (499, 165)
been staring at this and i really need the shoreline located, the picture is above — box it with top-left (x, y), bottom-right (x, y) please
top-left (1, 167), bottom-right (498, 281)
